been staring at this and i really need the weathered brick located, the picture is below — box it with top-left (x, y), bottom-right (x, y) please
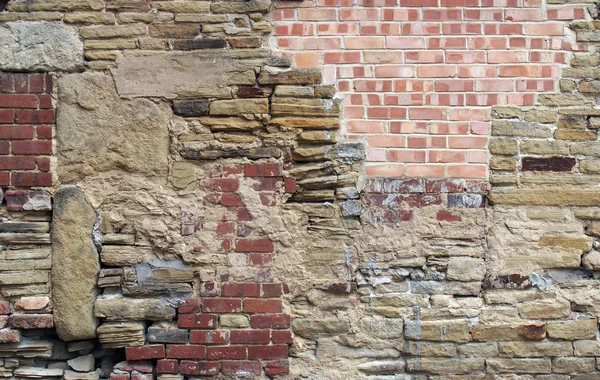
top-left (125, 345), bottom-right (166, 361)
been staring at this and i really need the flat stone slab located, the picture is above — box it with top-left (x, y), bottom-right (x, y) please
top-left (111, 50), bottom-right (270, 98)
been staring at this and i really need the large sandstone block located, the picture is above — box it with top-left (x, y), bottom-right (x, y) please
top-left (52, 186), bottom-right (100, 342)
top-left (0, 21), bottom-right (83, 71)
top-left (57, 73), bottom-right (171, 182)
top-left (111, 50), bottom-right (269, 98)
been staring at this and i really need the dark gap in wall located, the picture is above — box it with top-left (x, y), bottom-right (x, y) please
top-left (0, 1), bottom-right (8, 11)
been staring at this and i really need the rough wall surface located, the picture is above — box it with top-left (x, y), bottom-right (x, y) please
top-left (0, 0), bottom-right (599, 379)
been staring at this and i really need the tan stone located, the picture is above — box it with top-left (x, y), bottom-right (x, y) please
top-left (490, 157), bottom-right (517, 171)
top-left (57, 73), bottom-right (171, 182)
top-left (538, 236), bottom-right (592, 251)
top-left (100, 246), bottom-right (154, 266)
top-left (84, 50), bottom-right (120, 61)
top-left (574, 340), bottom-right (600, 356)
top-left (555, 129), bottom-right (597, 141)
top-left (472, 323), bottom-right (544, 342)
top-left (491, 120), bottom-right (552, 138)
top-left (488, 189), bottom-right (600, 206)
top-left (518, 300), bottom-right (571, 319)
top-left (270, 117), bottom-right (340, 129)
top-left (486, 358), bottom-right (551, 374)
top-left (272, 98), bottom-right (340, 117)
top-left (582, 251), bottom-right (600, 270)
top-left (446, 257), bottom-right (486, 281)
top-left (520, 140), bottom-right (570, 155)
top-left (498, 341), bottom-right (573, 357)
top-left (52, 187), bottom-right (100, 341)
top-left (581, 160), bottom-right (600, 174)
top-left (405, 321), bottom-right (470, 343)
top-left (546, 319), bottom-right (597, 340)
top-left (95, 298), bottom-right (175, 321)
top-left (64, 12), bottom-right (116, 24)
top-left (220, 315), bottom-right (249, 328)
top-left (457, 342), bottom-right (498, 357)
top-left (0, 11), bottom-right (63, 21)
top-left (152, 1), bottom-right (210, 13)
top-left (112, 50), bottom-right (269, 98)
top-left (8, 0), bottom-right (104, 11)
top-left (117, 12), bottom-right (174, 24)
top-left (553, 357), bottom-right (595, 374)
top-left (403, 342), bottom-right (457, 357)
top-left (489, 139), bottom-right (518, 155)
top-left (210, 99), bottom-right (269, 116)
top-left (84, 39), bottom-right (137, 50)
top-left (171, 162), bottom-right (196, 191)
top-left (80, 24), bottom-right (147, 39)
top-left (406, 358), bottom-right (484, 374)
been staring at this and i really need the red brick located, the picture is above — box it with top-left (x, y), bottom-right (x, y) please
top-left (9, 314), bottom-right (53, 329)
top-left (250, 253), bottom-right (273, 266)
top-left (248, 344), bottom-right (288, 360)
top-left (29, 74), bottom-right (45, 93)
top-left (36, 125), bottom-right (53, 139)
top-left (237, 207), bottom-right (252, 221)
top-left (0, 94), bottom-right (38, 108)
top-left (266, 360), bottom-right (290, 376)
top-left (13, 74), bottom-right (28, 93)
top-left (231, 330), bottom-right (270, 344)
top-left (178, 299), bottom-right (202, 314)
top-left (259, 193), bottom-right (276, 206)
top-left (35, 157), bottom-right (49, 172)
top-left (12, 141), bottom-right (52, 155)
top-left (250, 314), bottom-right (291, 329)
top-left (222, 361), bottom-right (262, 375)
top-left (0, 301), bottom-right (9, 315)
top-left (110, 374), bottom-right (130, 380)
top-left (166, 345), bottom-right (206, 359)
top-left (284, 178), bottom-right (296, 193)
top-left (189, 330), bottom-right (229, 345)
top-left (12, 172), bottom-right (52, 187)
top-left (0, 172), bottom-right (8, 185)
top-left (205, 178), bottom-right (239, 192)
top-left (244, 163), bottom-right (283, 177)
top-left (243, 299), bottom-right (282, 313)
top-left (202, 298), bottom-right (242, 313)
top-left (38, 95), bottom-right (53, 109)
top-left (207, 345), bottom-right (247, 360)
top-left (272, 330), bottom-right (293, 344)
top-left (0, 125), bottom-right (33, 139)
top-left (0, 110), bottom-right (13, 123)
top-left (14, 110), bottom-right (55, 124)
top-left (125, 345), bottom-right (165, 361)
top-left (220, 193), bottom-right (242, 207)
top-left (179, 360), bottom-right (220, 376)
top-left (436, 211), bottom-right (462, 222)
top-left (178, 314), bottom-right (217, 329)
top-left (235, 239), bottom-right (274, 253)
top-left (0, 73), bottom-right (14, 92)
top-left (200, 282), bottom-right (219, 297)
top-left (130, 373), bottom-right (152, 380)
top-left (156, 359), bottom-right (178, 374)
top-left (0, 156), bottom-right (36, 170)
top-left (262, 283), bottom-right (283, 297)
top-left (221, 283), bottom-right (260, 297)
top-left (216, 222), bottom-right (235, 236)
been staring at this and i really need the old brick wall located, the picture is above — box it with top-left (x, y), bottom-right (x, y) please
top-left (0, 0), bottom-right (599, 379)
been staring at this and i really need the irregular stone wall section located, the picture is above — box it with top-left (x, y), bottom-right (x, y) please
top-left (52, 186), bottom-right (100, 342)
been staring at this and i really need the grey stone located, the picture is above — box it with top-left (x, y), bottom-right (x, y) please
top-left (0, 22), bottom-right (83, 71)
top-left (448, 194), bottom-right (485, 208)
top-left (52, 186), bottom-right (100, 341)
top-left (67, 354), bottom-right (95, 372)
top-left (57, 73), bottom-right (171, 182)
top-left (341, 200), bottom-right (362, 217)
top-left (292, 318), bottom-right (350, 339)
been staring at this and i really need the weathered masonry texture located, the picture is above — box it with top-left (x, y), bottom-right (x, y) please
top-left (1, 0), bottom-right (600, 379)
